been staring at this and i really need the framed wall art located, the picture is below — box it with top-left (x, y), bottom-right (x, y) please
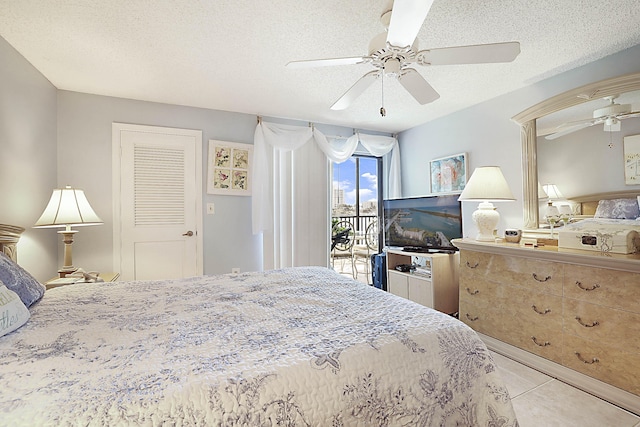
top-left (430, 152), bottom-right (468, 193)
top-left (207, 140), bottom-right (253, 196)
top-left (624, 134), bottom-right (640, 185)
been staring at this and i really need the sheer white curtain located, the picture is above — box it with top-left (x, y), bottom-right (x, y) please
top-left (253, 122), bottom-right (330, 269)
top-left (253, 122), bottom-right (401, 270)
top-left (317, 132), bottom-right (401, 198)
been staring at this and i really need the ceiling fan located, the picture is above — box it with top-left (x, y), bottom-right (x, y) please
top-left (544, 96), bottom-right (640, 140)
top-left (286, 0), bottom-right (521, 112)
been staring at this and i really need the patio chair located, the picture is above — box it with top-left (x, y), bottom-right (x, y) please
top-left (352, 220), bottom-right (378, 281)
top-left (331, 221), bottom-right (355, 277)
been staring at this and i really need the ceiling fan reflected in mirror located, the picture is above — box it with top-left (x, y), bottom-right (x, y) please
top-left (286, 0), bottom-right (521, 112)
top-left (544, 95), bottom-right (640, 140)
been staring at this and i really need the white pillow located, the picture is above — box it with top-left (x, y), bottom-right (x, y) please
top-left (0, 282), bottom-right (30, 337)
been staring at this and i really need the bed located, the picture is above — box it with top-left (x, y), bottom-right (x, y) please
top-left (557, 194), bottom-right (640, 254)
top-left (0, 257), bottom-right (518, 426)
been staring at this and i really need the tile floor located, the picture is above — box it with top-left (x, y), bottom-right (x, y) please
top-left (492, 351), bottom-right (639, 426)
top-left (334, 263), bottom-right (640, 426)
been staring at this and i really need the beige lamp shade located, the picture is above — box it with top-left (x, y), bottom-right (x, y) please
top-left (34, 186), bottom-right (102, 275)
top-left (458, 166), bottom-right (515, 241)
top-left (542, 184), bottom-right (563, 201)
top-left (538, 182), bottom-right (549, 200)
top-left (458, 166), bottom-right (515, 202)
top-left (34, 186), bottom-right (102, 228)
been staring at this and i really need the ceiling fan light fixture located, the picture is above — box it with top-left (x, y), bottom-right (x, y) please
top-left (384, 58), bottom-right (401, 77)
top-left (604, 118), bottom-right (621, 132)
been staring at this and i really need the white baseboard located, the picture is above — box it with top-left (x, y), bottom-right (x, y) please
top-left (479, 333), bottom-right (640, 416)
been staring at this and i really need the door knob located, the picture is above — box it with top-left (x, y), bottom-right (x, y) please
top-left (182, 230), bottom-right (194, 237)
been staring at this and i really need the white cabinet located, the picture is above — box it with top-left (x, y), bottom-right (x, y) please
top-left (385, 249), bottom-right (459, 314)
top-left (387, 270), bottom-right (409, 299)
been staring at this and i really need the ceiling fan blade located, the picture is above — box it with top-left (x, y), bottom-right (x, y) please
top-left (418, 42), bottom-right (521, 65)
top-left (330, 70), bottom-right (380, 110)
top-left (286, 56), bottom-right (367, 69)
top-left (386, 0), bottom-right (435, 48)
top-left (398, 68), bottom-right (440, 104)
top-left (544, 122), bottom-right (594, 140)
top-left (616, 110), bottom-right (640, 120)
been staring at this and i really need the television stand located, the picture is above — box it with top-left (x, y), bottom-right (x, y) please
top-left (385, 248), bottom-right (459, 315)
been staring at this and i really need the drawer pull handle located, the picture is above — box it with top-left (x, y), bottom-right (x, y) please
top-left (465, 313), bottom-right (479, 321)
top-left (575, 352), bottom-right (599, 364)
top-left (576, 281), bottom-right (600, 292)
top-left (575, 317), bottom-right (600, 328)
top-left (532, 305), bottom-right (551, 315)
top-left (531, 336), bottom-right (550, 347)
top-left (466, 261), bottom-right (479, 269)
top-left (532, 273), bottom-right (551, 282)
top-left (466, 287), bottom-right (479, 295)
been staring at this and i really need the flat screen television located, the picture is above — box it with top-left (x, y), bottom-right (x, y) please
top-left (382, 194), bottom-right (462, 251)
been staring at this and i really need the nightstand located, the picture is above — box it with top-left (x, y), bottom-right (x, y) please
top-left (45, 272), bottom-right (120, 290)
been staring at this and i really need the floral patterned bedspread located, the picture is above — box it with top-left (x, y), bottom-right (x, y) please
top-left (0, 266), bottom-right (518, 426)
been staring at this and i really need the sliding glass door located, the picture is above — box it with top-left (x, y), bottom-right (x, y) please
top-left (331, 155), bottom-right (382, 279)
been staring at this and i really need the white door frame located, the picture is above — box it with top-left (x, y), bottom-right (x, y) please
top-left (112, 123), bottom-right (203, 277)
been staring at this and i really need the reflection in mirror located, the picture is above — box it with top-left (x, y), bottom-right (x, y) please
top-left (538, 89), bottom-right (640, 208)
top-left (537, 90), bottom-right (640, 140)
top-left (512, 72), bottom-right (640, 229)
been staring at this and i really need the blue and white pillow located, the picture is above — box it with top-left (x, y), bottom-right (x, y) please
top-left (0, 282), bottom-right (30, 337)
top-left (0, 252), bottom-right (45, 307)
top-left (594, 198), bottom-right (640, 220)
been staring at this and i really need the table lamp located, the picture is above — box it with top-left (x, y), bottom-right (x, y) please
top-left (34, 186), bottom-right (103, 276)
top-left (458, 166), bottom-right (515, 241)
top-left (541, 184), bottom-right (564, 236)
top-left (541, 184), bottom-right (563, 220)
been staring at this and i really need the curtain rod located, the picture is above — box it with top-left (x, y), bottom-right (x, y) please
top-left (256, 117), bottom-right (395, 139)
top-left (324, 132), bottom-right (396, 140)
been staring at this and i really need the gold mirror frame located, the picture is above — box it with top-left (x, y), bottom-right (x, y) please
top-left (511, 71), bottom-right (640, 229)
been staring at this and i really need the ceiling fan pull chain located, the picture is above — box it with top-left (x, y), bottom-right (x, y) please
top-left (380, 71), bottom-right (386, 117)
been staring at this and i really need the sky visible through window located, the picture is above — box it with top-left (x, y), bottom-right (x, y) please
top-left (333, 157), bottom-right (378, 206)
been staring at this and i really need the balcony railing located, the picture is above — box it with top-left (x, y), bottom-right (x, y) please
top-left (331, 215), bottom-right (377, 234)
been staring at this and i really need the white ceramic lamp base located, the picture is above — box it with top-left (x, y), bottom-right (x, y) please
top-left (472, 201), bottom-right (500, 241)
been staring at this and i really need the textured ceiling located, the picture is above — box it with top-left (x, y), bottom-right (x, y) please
top-left (1, 0), bottom-right (640, 133)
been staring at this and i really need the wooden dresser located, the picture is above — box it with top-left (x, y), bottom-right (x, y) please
top-left (452, 238), bottom-right (640, 415)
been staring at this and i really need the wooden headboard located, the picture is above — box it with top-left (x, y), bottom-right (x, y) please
top-left (568, 190), bottom-right (640, 216)
top-left (0, 224), bottom-right (25, 262)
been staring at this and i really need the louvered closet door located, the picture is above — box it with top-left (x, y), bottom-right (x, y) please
top-left (114, 124), bottom-right (202, 281)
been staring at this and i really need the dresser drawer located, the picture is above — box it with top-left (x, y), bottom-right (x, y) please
top-left (500, 285), bottom-right (563, 330)
top-left (460, 251), bottom-right (493, 278)
top-left (501, 324), bottom-right (563, 363)
top-left (563, 298), bottom-right (640, 354)
top-left (459, 301), bottom-right (503, 338)
top-left (460, 251), bottom-right (563, 295)
top-left (564, 264), bottom-right (640, 313)
top-left (459, 275), bottom-right (500, 307)
top-left (563, 334), bottom-right (640, 395)
top-left (491, 255), bottom-right (563, 295)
